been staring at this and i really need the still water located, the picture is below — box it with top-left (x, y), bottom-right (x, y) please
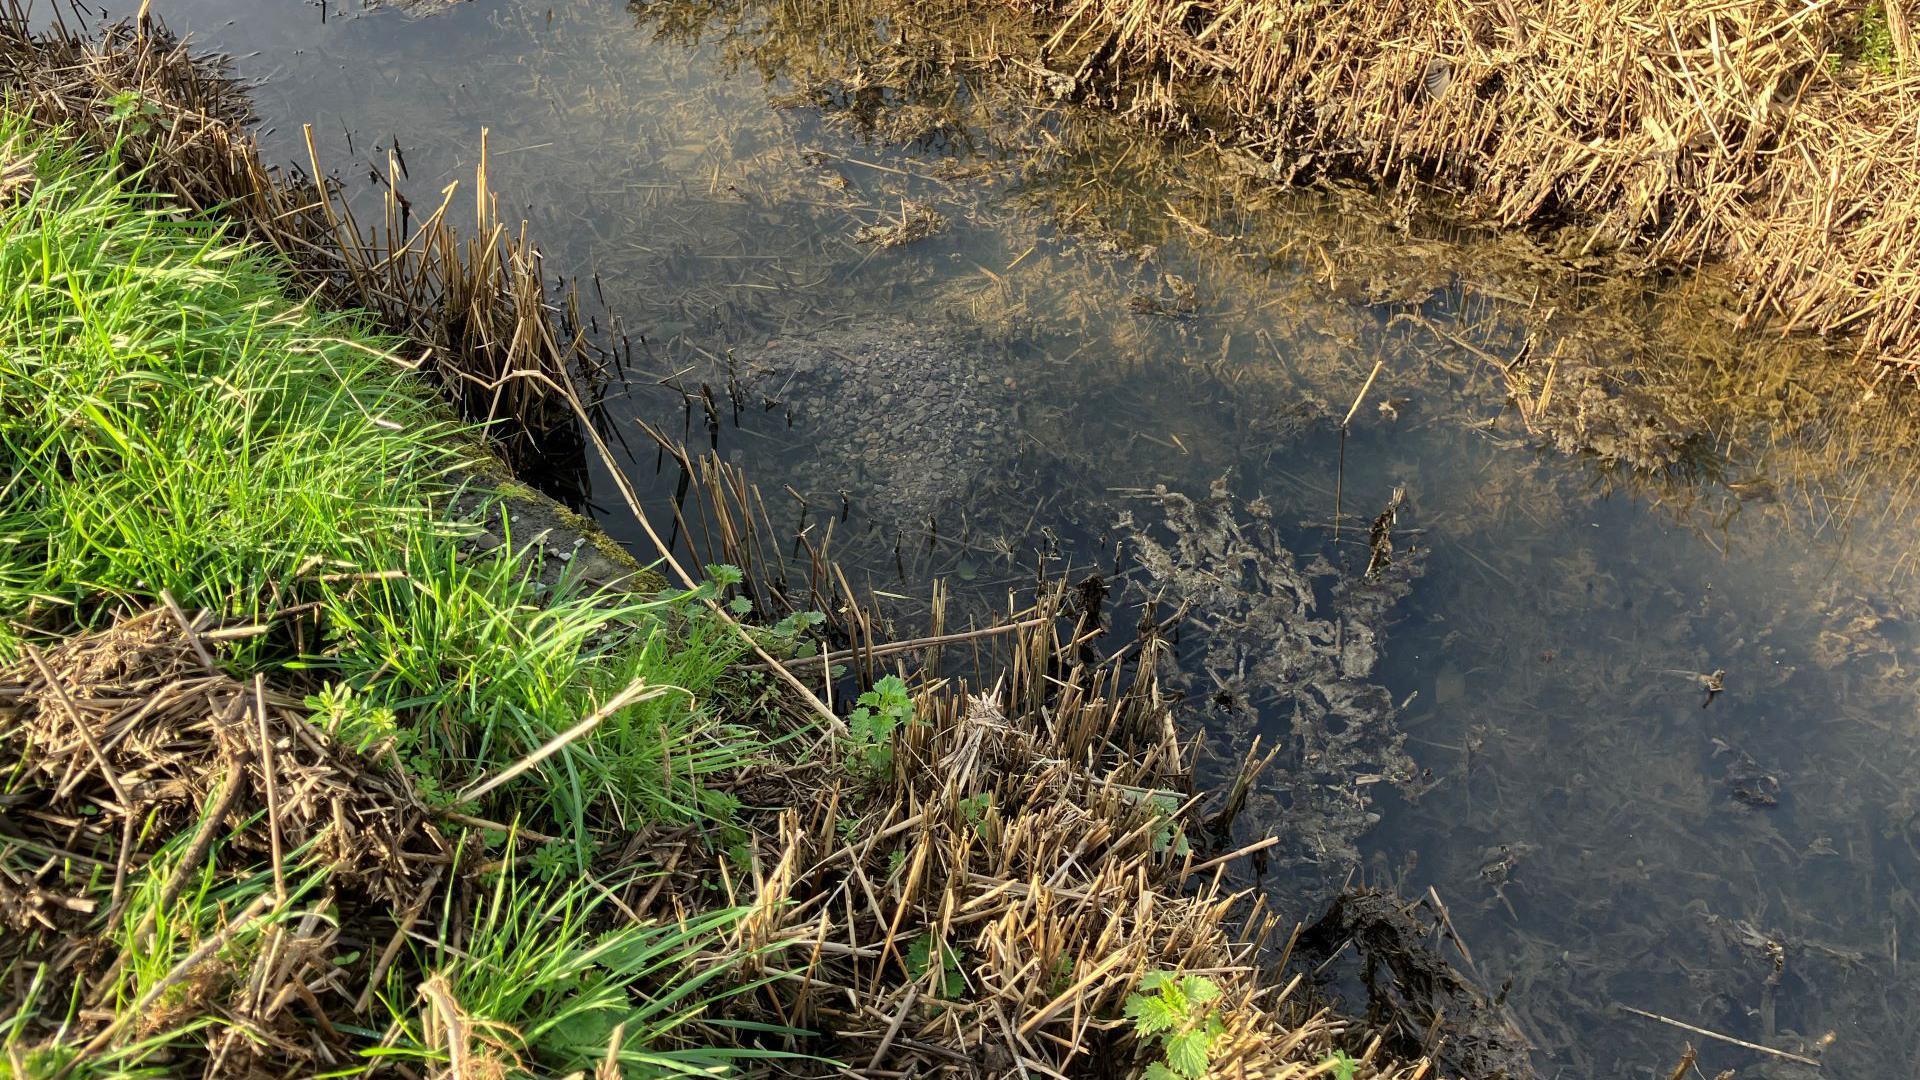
top-left (62, 0), bottom-right (1920, 1073)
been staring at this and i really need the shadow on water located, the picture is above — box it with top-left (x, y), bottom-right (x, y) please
top-left (66, 0), bottom-right (1920, 1073)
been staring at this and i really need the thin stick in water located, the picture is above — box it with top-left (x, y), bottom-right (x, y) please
top-left (1616, 1004), bottom-right (1822, 1067)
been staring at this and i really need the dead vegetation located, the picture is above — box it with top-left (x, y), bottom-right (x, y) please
top-left (0, 592), bottom-right (1439, 1077)
top-left (705, 593), bottom-right (1432, 1077)
top-left (1009, 0), bottom-right (1920, 373)
top-left (0, 2), bottom-right (603, 470)
top-left (0, 609), bottom-right (457, 1077)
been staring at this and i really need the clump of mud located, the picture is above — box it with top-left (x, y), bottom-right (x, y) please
top-left (735, 319), bottom-right (1019, 526)
top-left (1120, 478), bottom-right (1423, 902)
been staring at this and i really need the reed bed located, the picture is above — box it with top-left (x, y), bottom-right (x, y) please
top-left (0, 2), bottom-right (601, 466)
top-left (709, 598), bottom-right (1428, 1077)
top-left (1007, 0), bottom-right (1920, 371)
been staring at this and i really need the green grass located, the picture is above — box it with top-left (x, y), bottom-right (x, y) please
top-left (0, 114), bottom-right (756, 846)
top-left (314, 532), bottom-right (751, 860)
top-left (0, 130), bottom-right (461, 639)
top-left (0, 116), bottom-right (785, 1075)
top-left (1839, 2), bottom-right (1900, 74)
top-left (373, 853), bottom-right (792, 1077)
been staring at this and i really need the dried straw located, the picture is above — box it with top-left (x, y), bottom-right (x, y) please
top-left (1015, 0), bottom-right (1920, 370)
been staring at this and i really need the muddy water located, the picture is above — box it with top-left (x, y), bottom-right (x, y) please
top-left (78, 0), bottom-right (1920, 1074)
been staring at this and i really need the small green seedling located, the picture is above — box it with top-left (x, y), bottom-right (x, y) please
top-left (105, 89), bottom-right (163, 135)
top-left (1147, 793), bottom-right (1191, 858)
top-left (906, 932), bottom-right (966, 998)
top-left (845, 674), bottom-right (913, 779)
top-left (1125, 971), bottom-right (1226, 1079)
top-left (1322, 1050), bottom-right (1361, 1080)
top-left (957, 792), bottom-right (993, 839)
top-left (305, 682), bottom-right (399, 754)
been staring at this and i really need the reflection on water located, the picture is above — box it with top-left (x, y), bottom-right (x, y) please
top-left (84, 0), bottom-right (1920, 1072)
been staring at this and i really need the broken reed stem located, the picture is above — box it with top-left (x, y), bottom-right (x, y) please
top-left (1341, 359), bottom-right (1386, 429)
top-left (1616, 1004), bottom-right (1823, 1067)
top-left (456, 678), bottom-right (682, 805)
top-left (253, 674), bottom-right (286, 904)
top-left (1333, 358), bottom-right (1384, 554)
top-left (25, 646), bottom-right (130, 811)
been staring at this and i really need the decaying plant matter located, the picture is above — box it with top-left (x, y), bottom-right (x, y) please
top-left (1122, 480), bottom-right (1424, 906)
top-left (0, 610), bottom-right (458, 1076)
top-left (707, 596), bottom-right (1435, 1076)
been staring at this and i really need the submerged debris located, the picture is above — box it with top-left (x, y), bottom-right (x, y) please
top-left (1300, 890), bottom-right (1536, 1079)
top-left (736, 319), bottom-right (1018, 526)
top-left (1713, 739), bottom-right (1784, 808)
top-left (1507, 352), bottom-right (1701, 472)
top-left (1121, 479), bottom-right (1422, 904)
top-left (852, 199), bottom-right (948, 247)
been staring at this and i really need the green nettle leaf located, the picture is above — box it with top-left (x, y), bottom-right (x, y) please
top-left (1128, 971), bottom-right (1225, 1078)
top-left (1183, 975), bottom-right (1220, 1005)
top-left (1124, 993), bottom-right (1179, 1036)
top-left (1160, 979), bottom-right (1189, 1015)
top-left (548, 1003), bottom-right (620, 1052)
top-left (1164, 1028), bottom-right (1212, 1078)
top-left (906, 934), bottom-right (934, 977)
top-left (841, 675), bottom-right (914, 779)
